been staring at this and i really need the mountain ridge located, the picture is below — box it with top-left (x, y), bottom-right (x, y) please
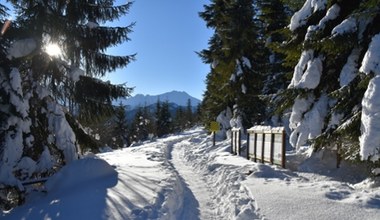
top-left (115, 90), bottom-right (201, 108)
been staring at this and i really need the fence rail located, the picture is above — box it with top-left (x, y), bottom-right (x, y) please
top-left (231, 126), bottom-right (286, 168)
top-left (231, 127), bottom-right (241, 155)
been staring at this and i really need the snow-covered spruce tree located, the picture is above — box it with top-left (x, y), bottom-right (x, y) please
top-left (0, 0), bottom-right (134, 206)
top-left (199, 0), bottom-right (266, 133)
top-left (282, 0), bottom-right (380, 163)
top-left (256, 0), bottom-right (293, 125)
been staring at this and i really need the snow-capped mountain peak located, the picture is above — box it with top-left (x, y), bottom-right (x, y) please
top-left (116, 91), bottom-right (201, 108)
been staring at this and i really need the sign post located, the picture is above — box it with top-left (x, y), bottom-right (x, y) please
top-left (210, 121), bottom-right (220, 146)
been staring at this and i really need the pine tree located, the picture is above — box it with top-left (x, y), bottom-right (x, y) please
top-left (130, 105), bottom-right (154, 143)
top-left (0, 0), bottom-right (134, 208)
top-left (113, 103), bottom-right (129, 148)
top-left (154, 99), bottom-right (162, 136)
top-left (173, 106), bottom-right (186, 131)
top-left (199, 0), bottom-right (266, 131)
top-left (130, 107), bottom-right (146, 142)
top-left (185, 99), bottom-right (193, 128)
top-left (281, 0), bottom-right (380, 163)
top-left (156, 101), bottom-right (172, 137)
top-left (256, 0), bottom-right (293, 124)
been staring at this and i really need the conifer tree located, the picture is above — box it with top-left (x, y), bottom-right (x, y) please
top-left (156, 101), bottom-right (172, 137)
top-left (281, 0), bottom-right (380, 163)
top-left (130, 107), bottom-right (146, 142)
top-left (256, 0), bottom-right (292, 124)
top-left (0, 0), bottom-right (134, 207)
top-left (173, 106), bottom-right (186, 131)
top-left (199, 0), bottom-right (266, 130)
top-left (185, 99), bottom-right (193, 128)
top-left (113, 103), bottom-right (129, 148)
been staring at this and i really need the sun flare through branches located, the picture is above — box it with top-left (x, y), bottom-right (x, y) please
top-left (44, 43), bottom-right (62, 57)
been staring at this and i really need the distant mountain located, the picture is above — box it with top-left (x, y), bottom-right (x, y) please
top-left (115, 91), bottom-right (201, 108)
top-left (124, 102), bottom-right (182, 122)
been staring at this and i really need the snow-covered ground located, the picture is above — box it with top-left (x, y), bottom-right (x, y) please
top-left (2, 127), bottom-right (380, 219)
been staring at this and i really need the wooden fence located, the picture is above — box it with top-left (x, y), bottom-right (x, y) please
top-left (231, 126), bottom-right (286, 168)
top-left (231, 127), bottom-right (241, 155)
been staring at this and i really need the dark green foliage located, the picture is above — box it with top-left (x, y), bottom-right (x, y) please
top-left (65, 112), bottom-right (100, 152)
top-left (256, 0), bottom-right (292, 123)
top-left (199, 0), bottom-right (380, 164)
top-left (0, 0), bottom-right (134, 209)
top-left (112, 103), bottom-right (129, 148)
top-left (199, 0), bottom-right (266, 129)
top-left (172, 99), bottom-right (197, 131)
top-left (276, 0), bottom-right (380, 164)
top-left (173, 106), bottom-right (186, 131)
top-left (156, 101), bottom-right (172, 137)
top-left (74, 76), bottom-right (132, 123)
top-left (129, 105), bottom-right (155, 143)
top-left (280, 0), bottom-right (304, 12)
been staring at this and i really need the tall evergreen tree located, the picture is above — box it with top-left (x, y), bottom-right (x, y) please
top-left (130, 107), bottom-right (146, 142)
top-left (113, 103), bottom-right (129, 148)
top-left (281, 0), bottom-right (380, 163)
top-left (0, 0), bottom-right (134, 208)
top-left (156, 101), bottom-right (172, 137)
top-left (185, 98), bottom-right (193, 128)
top-left (256, 0), bottom-right (293, 124)
top-left (199, 0), bottom-right (266, 131)
top-left (173, 106), bottom-right (186, 131)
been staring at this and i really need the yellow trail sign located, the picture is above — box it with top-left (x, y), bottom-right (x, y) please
top-left (210, 121), bottom-right (220, 132)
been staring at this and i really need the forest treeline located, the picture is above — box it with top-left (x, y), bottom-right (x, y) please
top-left (95, 99), bottom-right (200, 149)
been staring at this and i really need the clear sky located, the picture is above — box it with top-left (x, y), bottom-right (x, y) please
top-left (104, 0), bottom-right (213, 100)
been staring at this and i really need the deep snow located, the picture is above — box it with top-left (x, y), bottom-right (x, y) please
top-left (2, 127), bottom-right (380, 219)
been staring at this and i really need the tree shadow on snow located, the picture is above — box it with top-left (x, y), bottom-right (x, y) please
top-left (3, 158), bottom-right (119, 220)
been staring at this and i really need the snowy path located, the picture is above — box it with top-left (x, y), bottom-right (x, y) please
top-left (170, 140), bottom-right (219, 220)
top-left (3, 127), bottom-right (379, 220)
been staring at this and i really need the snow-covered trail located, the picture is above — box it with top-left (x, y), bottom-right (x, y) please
top-left (3, 127), bottom-right (379, 220)
top-left (166, 129), bottom-right (260, 220)
top-left (170, 141), bottom-right (219, 220)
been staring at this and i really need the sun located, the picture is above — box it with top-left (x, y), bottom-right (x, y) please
top-left (45, 43), bottom-right (62, 57)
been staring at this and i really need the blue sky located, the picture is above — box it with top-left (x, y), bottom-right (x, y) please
top-left (105, 0), bottom-right (213, 100)
top-left (3, 0), bottom-right (212, 100)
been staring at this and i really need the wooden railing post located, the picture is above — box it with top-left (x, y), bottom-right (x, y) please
top-left (270, 133), bottom-right (275, 165)
top-left (238, 129), bottom-right (241, 156)
top-left (246, 132), bottom-right (250, 159)
top-left (281, 129), bottom-right (286, 168)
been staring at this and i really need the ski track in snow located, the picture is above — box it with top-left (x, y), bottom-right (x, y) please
top-left (170, 139), bottom-right (219, 220)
